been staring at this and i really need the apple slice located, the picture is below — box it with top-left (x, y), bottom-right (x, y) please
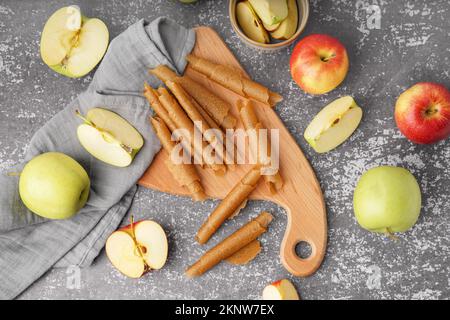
top-left (270, 0), bottom-right (298, 40)
top-left (262, 279), bottom-right (300, 300)
top-left (106, 220), bottom-right (168, 278)
top-left (248, 0), bottom-right (288, 26)
top-left (76, 108), bottom-right (144, 167)
top-left (236, 1), bottom-right (270, 44)
top-left (263, 21), bottom-right (280, 32)
top-left (304, 96), bottom-right (363, 153)
top-left (40, 6), bottom-right (109, 78)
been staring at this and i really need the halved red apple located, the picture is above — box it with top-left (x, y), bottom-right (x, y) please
top-left (106, 220), bottom-right (168, 278)
top-left (262, 279), bottom-right (300, 300)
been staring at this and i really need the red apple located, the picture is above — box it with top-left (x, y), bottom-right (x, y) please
top-left (395, 82), bottom-right (450, 144)
top-left (290, 34), bottom-right (349, 95)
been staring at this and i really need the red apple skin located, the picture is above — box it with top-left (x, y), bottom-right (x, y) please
top-left (395, 82), bottom-right (450, 144)
top-left (271, 280), bottom-right (282, 286)
top-left (119, 223), bottom-right (134, 234)
top-left (118, 221), bottom-right (144, 236)
top-left (290, 34), bottom-right (349, 95)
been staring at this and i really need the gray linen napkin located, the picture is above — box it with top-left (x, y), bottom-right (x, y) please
top-left (0, 17), bottom-right (195, 299)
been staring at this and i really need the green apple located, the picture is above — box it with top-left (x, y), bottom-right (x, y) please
top-left (40, 6), bottom-right (109, 78)
top-left (76, 108), bottom-right (144, 167)
top-left (353, 166), bottom-right (421, 235)
top-left (19, 152), bottom-right (90, 219)
top-left (304, 96), bottom-right (363, 153)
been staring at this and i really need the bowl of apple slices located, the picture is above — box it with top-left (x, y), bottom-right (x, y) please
top-left (229, 0), bottom-right (309, 50)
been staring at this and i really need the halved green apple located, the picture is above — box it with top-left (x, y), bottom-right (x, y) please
top-left (304, 96), bottom-right (363, 153)
top-left (76, 108), bottom-right (144, 167)
top-left (236, 1), bottom-right (270, 44)
top-left (40, 6), bottom-right (109, 78)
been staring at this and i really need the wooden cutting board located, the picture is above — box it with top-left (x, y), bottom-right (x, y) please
top-left (139, 27), bottom-right (327, 277)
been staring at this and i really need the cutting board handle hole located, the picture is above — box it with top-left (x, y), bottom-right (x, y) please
top-left (295, 241), bottom-right (312, 259)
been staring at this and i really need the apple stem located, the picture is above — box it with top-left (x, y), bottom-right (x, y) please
top-left (130, 215), bottom-right (139, 244)
top-left (121, 144), bottom-right (133, 154)
top-left (75, 110), bottom-right (94, 126)
top-left (7, 171), bottom-right (21, 177)
top-left (75, 110), bottom-right (132, 153)
top-left (321, 53), bottom-right (336, 62)
top-left (385, 228), bottom-right (399, 241)
top-left (130, 214), bottom-right (135, 231)
top-left (75, 110), bottom-right (134, 156)
top-left (425, 107), bottom-right (438, 117)
top-left (129, 215), bottom-right (150, 272)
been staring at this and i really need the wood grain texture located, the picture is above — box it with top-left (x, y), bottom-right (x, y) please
top-left (139, 27), bottom-right (327, 277)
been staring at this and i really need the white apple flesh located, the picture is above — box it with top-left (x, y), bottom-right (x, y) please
top-left (40, 6), bottom-right (109, 78)
top-left (304, 96), bottom-right (362, 153)
top-left (105, 231), bottom-right (147, 278)
top-left (134, 221), bottom-right (168, 270)
top-left (106, 220), bottom-right (168, 278)
top-left (76, 108), bottom-right (144, 167)
top-left (262, 279), bottom-right (300, 300)
top-left (19, 152), bottom-right (90, 219)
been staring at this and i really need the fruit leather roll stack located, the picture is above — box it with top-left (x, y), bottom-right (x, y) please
top-left (145, 83), bottom-right (227, 175)
top-left (186, 54), bottom-right (283, 107)
top-left (150, 117), bottom-right (206, 201)
top-left (150, 65), bottom-right (237, 130)
top-left (143, 83), bottom-right (178, 132)
top-left (238, 99), bottom-right (283, 193)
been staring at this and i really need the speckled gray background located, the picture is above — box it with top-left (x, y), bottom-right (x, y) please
top-left (0, 0), bottom-right (449, 300)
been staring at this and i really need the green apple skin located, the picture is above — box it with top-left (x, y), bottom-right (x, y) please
top-left (19, 152), bottom-right (90, 220)
top-left (49, 63), bottom-right (79, 79)
top-left (353, 166), bottom-right (421, 234)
